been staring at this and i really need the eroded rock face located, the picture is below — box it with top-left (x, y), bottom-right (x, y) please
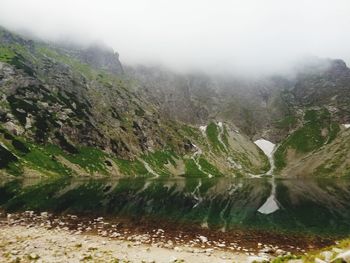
top-left (0, 28), bottom-right (193, 161)
top-left (70, 43), bottom-right (124, 75)
top-left (292, 58), bottom-right (350, 122)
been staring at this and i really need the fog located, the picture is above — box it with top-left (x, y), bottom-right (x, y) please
top-left (0, 0), bottom-right (349, 75)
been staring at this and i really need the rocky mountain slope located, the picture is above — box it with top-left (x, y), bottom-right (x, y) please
top-left (128, 58), bottom-right (350, 177)
top-left (0, 26), bottom-right (269, 178)
top-left (1, 26), bottom-right (350, 178)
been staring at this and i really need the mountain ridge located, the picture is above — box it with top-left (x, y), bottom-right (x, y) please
top-left (1, 26), bottom-right (350, 178)
top-left (0, 26), bottom-right (269, 178)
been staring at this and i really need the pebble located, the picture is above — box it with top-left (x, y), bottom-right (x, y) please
top-left (198, 235), bottom-right (208, 243)
top-left (29, 253), bottom-right (40, 260)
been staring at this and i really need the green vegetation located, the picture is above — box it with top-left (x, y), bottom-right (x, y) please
top-left (113, 158), bottom-right (149, 177)
top-left (181, 125), bottom-right (201, 138)
top-left (143, 150), bottom-right (177, 167)
top-left (301, 238), bottom-right (350, 263)
top-left (4, 176), bottom-right (70, 211)
top-left (274, 115), bottom-right (297, 129)
top-left (37, 46), bottom-right (95, 79)
top-left (272, 255), bottom-right (301, 263)
top-left (206, 122), bottom-right (226, 152)
top-left (65, 147), bottom-right (108, 174)
top-left (0, 144), bottom-right (18, 169)
top-left (0, 46), bottom-right (15, 63)
top-left (23, 144), bottom-right (70, 175)
top-left (184, 157), bottom-right (223, 177)
top-left (184, 159), bottom-right (205, 177)
top-left (222, 125), bottom-right (230, 147)
top-left (274, 109), bottom-right (340, 171)
top-left (198, 157), bottom-right (223, 177)
top-left (141, 150), bottom-right (178, 177)
top-left (0, 126), bottom-right (112, 176)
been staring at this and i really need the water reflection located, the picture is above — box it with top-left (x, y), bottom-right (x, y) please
top-left (1, 176), bottom-right (350, 235)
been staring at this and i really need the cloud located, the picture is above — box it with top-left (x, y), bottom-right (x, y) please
top-left (1, 0), bottom-right (349, 75)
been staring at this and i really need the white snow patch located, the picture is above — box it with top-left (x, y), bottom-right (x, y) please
top-left (254, 139), bottom-right (275, 158)
top-left (258, 195), bottom-right (279, 214)
top-left (343, 124), bottom-right (350, 129)
top-left (254, 139), bottom-right (280, 215)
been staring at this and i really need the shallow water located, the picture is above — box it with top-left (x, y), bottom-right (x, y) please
top-left (1, 176), bottom-right (350, 236)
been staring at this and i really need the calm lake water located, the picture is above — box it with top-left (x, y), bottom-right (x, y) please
top-left (1, 176), bottom-right (350, 236)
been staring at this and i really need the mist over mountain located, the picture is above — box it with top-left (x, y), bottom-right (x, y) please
top-left (1, 0), bottom-right (350, 76)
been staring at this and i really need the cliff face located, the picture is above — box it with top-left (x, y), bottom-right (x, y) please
top-left (128, 58), bottom-right (350, 177)
top-left (0, 27), bottom-right (269, 178)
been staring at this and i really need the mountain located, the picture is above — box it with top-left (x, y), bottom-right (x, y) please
top-left (0, 27), bottom-right (269, 178)
top-left (127, 59), bottom-right (350, 177)
top-left (1, 26), bottom-right (350, 178)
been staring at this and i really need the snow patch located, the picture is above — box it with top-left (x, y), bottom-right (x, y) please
top-left (254, 139), bottom-right (280, 215)
top-left (254, 139), bottom-right (275, 158)
top-left (254, 139), bottom-right (276, 175)
top-left (258, 195), bottom-right (279, 214)
top-left (343, 124), bottom-right (350, 129)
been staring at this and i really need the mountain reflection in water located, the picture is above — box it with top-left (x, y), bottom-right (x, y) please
top-left (1, 176), bottom-right (350, 236)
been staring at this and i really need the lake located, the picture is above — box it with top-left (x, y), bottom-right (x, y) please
top-left (1, 176), bottom-right (350, 237)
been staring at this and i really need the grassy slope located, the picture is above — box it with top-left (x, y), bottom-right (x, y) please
top-left (274, 108), bottom-right (342, 176)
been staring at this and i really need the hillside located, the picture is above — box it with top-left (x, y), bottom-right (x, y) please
top-left (0, 27), bottom-right (269, 178)
top-left (128, 59), bottom-right (350, 177)
top-left (1, 26), bottom-right (350, 179)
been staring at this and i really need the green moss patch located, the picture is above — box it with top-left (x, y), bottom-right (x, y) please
top-left (206, 122), bottom-right (226, 152)
top-left (274, 109), bottom-right (340, 171)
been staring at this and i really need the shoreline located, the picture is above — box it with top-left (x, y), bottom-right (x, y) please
top-left (0, 211), bottom-right (337, 262)
top-left (0, 225), bottom-right (248, 263)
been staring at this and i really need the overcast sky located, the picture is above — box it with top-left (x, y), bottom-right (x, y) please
top-left (0, 0), bottom-right (349, 75)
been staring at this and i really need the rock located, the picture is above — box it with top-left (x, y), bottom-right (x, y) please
top-left (315, 258), bottom-right (327, 263)
top-left (205, 248), bottom-right (214, 254)
top-left (320, 251), bottom-right (333, 262)
top-left (40, 212), bottom-right (48, 218)
top-left (198, 235), bottom-right (208, 243)
top-left (169, 256), bottom-right (177, 262)
top-left (247, 255), bottom-right (269, 263)
top-left (156, 229), bottom-right (165, 234)
top-left (333, 250), bottom-right (350, 263)
top-left (276, 249), bottom-right (286, 255)
top-left (332, 248), bottom-right (344, 254)
top-left (29, 253), bottom-right (40, 260)
top-left (260, 247), bottom-right (274, 254)
top-left (173, 247), bottom-right (183, 252)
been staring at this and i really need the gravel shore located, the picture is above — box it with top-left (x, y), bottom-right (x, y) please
top-left (0, 211), bottom-right (334, 262)
top-left (0, 225), bottom-right (249, 263)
